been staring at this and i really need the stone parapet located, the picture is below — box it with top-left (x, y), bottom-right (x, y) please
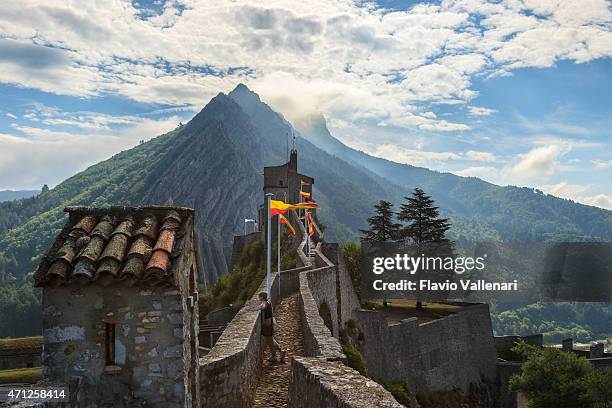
top-left (288, 357), bottom-right (403, 408)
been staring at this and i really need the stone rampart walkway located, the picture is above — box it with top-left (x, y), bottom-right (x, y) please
top-left (251, 293), bottom-right (304, 407)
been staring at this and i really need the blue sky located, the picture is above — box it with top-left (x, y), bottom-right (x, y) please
top-left (0, 0), bottom-right (610, 209)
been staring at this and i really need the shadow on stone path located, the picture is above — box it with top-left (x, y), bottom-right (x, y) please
top-left (251, 293), bottom-right (304, 408)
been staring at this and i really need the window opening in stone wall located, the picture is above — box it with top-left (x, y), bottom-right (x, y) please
top-left (105, 322), bottom-right (116, 365)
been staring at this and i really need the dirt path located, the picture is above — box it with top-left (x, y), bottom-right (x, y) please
top-left (251, 293), bottom-right (304, 408)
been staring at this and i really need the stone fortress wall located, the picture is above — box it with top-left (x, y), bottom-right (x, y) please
top-left (198, 214), bottom-right (401, 407)
top-left (355, 303), bottom-right (498, 394)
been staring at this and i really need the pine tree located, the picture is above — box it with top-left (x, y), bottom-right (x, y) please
top-left (397, 188), bottom-right (450, 244)
top-left (397, 188), bottom-right (451, 309)
top-left (360, 200), bottom-right (401, 242)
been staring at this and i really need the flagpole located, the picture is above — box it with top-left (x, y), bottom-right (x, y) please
top-left (306, 210), bottom-right (310, 256)
top-left (266, 193), bottom-right (273, 300)
top-left (277, 214), bottom-right (281, 299)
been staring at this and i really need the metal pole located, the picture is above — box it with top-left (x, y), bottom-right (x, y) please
top-left (277, 214), bottom-right (281, 299)
top-left (266, 193), bottom-right (273, 300)
top-left (306, 210), bottom-right (309, 256)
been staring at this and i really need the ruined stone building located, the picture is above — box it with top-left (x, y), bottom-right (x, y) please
top-left (34, 205), bottom-right (200, 407)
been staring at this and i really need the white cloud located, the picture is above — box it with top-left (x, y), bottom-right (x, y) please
top-left (0, 0), bottom-right (608, 132)
top-left (539, 181), bottom-right (590, 198)
top-left (0, 116), bottom-right (182, 189)
top-left (456, 165), bottom-right (502, 181)
top-left (510, 145), bottom-right (565, 180)
top-left (366, 145), bottom-right (498, 167)
top-left (538, 182), bottom-right (612, 210)
top-left (465, 150), bottom-right (498, 162)
top-left (468, 106), bottom-right (497, 116)
top-left (5, 112), bottom-right (17, 119)
top-left (579, 194), bottom-right (612, 210)
top-left (592, 159), bottom-right (612, 169)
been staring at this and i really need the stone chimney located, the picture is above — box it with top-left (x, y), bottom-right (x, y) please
top-left (288, 149), bottom-right (298, 172)
top-left (589, 343), bottom-right (604, 359)
top-left (562, 338), bottom-right (573, 352)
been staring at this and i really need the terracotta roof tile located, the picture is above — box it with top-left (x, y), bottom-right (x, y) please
top-left (153, 229), bottom-right (175, 253)
top-left (121, 256), bottom-right (145, 279)
top-left (128, 236), bottom-right (153, 258)
top-left (77, 236), bottom-right (106, 262)
top-left (34, 206), bottom-right (194, 287)
top-left (100, 233), bottom-right (129, 263)
top-left (72, 215), bottom-right (97, 234)
top-left (91, 216), bottom-right (115, 240)
top-left (144, 249), bottom-right (170, 281)
top-left (135, 215), bottom-right (158, 240)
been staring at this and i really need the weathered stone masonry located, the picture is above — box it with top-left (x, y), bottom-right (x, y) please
top-left (35, 206), bottom-right (200, 407)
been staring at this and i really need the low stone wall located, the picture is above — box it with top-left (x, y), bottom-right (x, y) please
top-left (199, 277), bottom-right (266, 408)
top-left (298, 271), bottom-right (345, 361)
top-left (288, 357), bottom-right (403, 408)
top-left (198, 264), bottom-right (304, 407)
top-left (320, 243), bottom-right (361, 329)
top-left (356, 303), bottom-right (498, 394)
top-left (494, 334), bottom-right (543, 361)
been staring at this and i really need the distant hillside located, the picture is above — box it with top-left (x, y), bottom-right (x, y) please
top-left (295, 114), bottom-right (612, 242)
top-left (0, 190), bottom-right (39, 203)
top-left (1, 84), bottom-right (611, 338)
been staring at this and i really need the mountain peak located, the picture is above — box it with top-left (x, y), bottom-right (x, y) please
top-left (228, 83), bottom-right (262, 105)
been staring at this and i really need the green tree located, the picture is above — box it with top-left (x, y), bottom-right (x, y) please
top-left (397, 188), bottom-right (450, 244)
top-left (397, 188), bottom-right (452, 308)
top-left (509, 341), bottom-right (611, 408)
top-left (360, 200), bottom-right (401, 242)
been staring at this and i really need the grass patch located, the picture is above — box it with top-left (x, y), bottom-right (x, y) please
top-left (199, 233), bottom-right (296, 319)
top-left (379, 380), bottom-right (417, 407)
top-left (339, 333), bottom-right (368, 376)
top-left (0, 336), bottom-right (42, 353)
top-left (0, 367), bottom-right (42, 384)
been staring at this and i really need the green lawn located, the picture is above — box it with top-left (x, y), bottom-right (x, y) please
top-left (0, 367), bottom-right (42, 384)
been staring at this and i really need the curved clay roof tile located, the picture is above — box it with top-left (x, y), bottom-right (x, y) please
top-left (134, 215), bottom-right (159, 240)
top-left (77, 236), bottom-right (106, 262)
top-left (160, 218), bottom-right (180, 232)
top-left (96, 258), bottom-right (121, 277)
top-left (112, 216), bottom-right (135, 237)
top-left (100, 233), bottom-right (129, 263)
top-left (47, 259), bottom-right (70, 280)
top-left (72, 258), bottom-right (96, 280)
top-left (90, 216), bottom-right (116, 241)
top-left (145, 249), bottom-right (169, 276)
top-left (164, 210), bottom-right (182, 224)
top-left (55, 239), bottom-right (77, 264)
top-left (153, 229), bottom-right (175, 253)
top-left (72, 215), bottom-right (97, 234)
top-left (128, 236), bottom-right (152, 258)
top-left (121, 256), bottom-right (145, 279)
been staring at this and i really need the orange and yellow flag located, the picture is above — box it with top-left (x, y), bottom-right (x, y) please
top-left (299, 191), bottom-right (311, 198)
top-left (270, 199), bottom-right (294, 216)
top-left (278, 213), bottom-right (296, 235)
top-left (306, 212), bottom-right (315, 237)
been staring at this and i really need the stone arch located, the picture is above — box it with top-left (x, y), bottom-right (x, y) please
top-left (318, 302), bottom-right (334, 335)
